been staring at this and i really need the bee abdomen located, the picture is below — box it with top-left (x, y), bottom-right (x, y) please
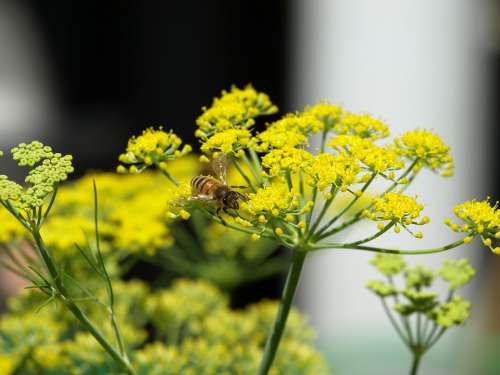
top-left (191, 176), bottom-right (218, 195)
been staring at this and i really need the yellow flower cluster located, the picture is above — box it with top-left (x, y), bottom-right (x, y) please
top-left (146, 279), bottom-right (228, 339)
top-left (215, 85), bottom-right (278, 117)
top-left (34, 157), bottom-right (198, 256)
top-left (199, 128), bottom-right (252, 157)
top-left (261, 147), bottom-right (313, 177)
top-left (303, 152), bottom-right (360, 191)
top-left (335, 113), bottom-right (390, 139)
top-left (395, 130), bottom-right (454, 176)
top-left (252, 112), bottom-right (323, 153)
top-left (252, 126), bottom-right (307, 152)
top-left (446, 199), bottom-right (500, 254)
top-left (365, 192), bottom-right (425, 233)
top-left (118, 128), bottom-right (191, 173)
top-left (165, 181), bottom-right (193, 220)
top-left (196, 85), bottom-right (277, 139)
top-left (330, 135), bottom-right (404, 174)
top-left (243, 181), bottom-right (298, 219)
top-left (136, 281), bottom-right (328, 374)
top-left (304, 101), bottom-right (343, 131)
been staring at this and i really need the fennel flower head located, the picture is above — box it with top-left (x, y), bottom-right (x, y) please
top-left (117, 84), bottom-right (499, 257)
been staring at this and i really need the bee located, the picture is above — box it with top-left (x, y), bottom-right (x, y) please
top-left (190, 156), bottom-right (248, 223)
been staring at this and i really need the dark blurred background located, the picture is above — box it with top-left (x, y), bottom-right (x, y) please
top-left (1, 1), bottom-right (500, 374)
top-left (6, 1), bottom-right (288, 173)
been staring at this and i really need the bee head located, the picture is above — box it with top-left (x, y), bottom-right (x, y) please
top-left (223, 191), bottom-right (240, 209)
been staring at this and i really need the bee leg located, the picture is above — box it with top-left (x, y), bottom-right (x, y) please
top-left (237, 192), bottom-right (249, 202)
top-left (216, 207), bottom-right (227, 226)
top-left (223, 207), bottom-right (237, 217)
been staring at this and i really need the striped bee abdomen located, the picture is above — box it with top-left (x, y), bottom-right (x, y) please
top-left (191, 175), bottom-right (220, 197)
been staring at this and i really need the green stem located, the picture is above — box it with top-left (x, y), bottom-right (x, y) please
top-left (160, 169), bottom-right (180, 187)
top-left (243, 154), bottom-right (262, 185)
top-left (314, 173), bottom-right (376, 238)
top-left (313, 238), bottom-right (465, 255)
top-left (388, 276), bottom-right (414, 345)
top-left (233, 158), bottom-right (257, 192)
top-left (410, 352), bottom-right (422, 375)
top-left (380, 298), bottom-right (410, 348)
top-left (32, 230), bottom-right (137, 375)
top-left (314, 159), bottom-right (420, 240)
top-left (342, 222), bottom-right (394, 247)
top-left (427, 327), bottom-right (446, 349)
top-left (305, 187), bottom-right (318, 227)
top-left (309, 186), bottom-right (338, 236)
top-left (257, 250), bottom-right (307, 375)
top-left (320, 130), bottom-right (328, 153)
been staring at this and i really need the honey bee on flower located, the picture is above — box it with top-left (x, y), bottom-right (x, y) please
top-left (190, 156), bottom-right (248, 223)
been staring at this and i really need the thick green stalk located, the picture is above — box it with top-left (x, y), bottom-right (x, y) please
top-left (257, 250), bottom-right (307, 375)
top-left (410, 352), bottom-right (422, 375)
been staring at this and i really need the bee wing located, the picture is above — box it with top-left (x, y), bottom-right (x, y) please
top-left (211, 154), bottom-right (229, 184)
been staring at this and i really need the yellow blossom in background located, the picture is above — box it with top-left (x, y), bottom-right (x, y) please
top-left (200, 128), bottom-right (252, 157)
top-left (335, 113), bottom-right (390, 139)
top-left (330, 135), bottom-right (404, 174)
top-left (395, 129), bottom-right (454, 176)
top-left (365, 192), bottom-right (424, 228)
top-left (303, 152), bottom-right (360, 191)
top-left (261, 147), bottom-right (313, 177)
top-left (0, 355), bottom-right (14, 375)
top-left (0, 208), bottom-right (26, 243)
top-left (40, 216), bottom-right (113, 252)
top-left (118, 128), bottom-right (191, 173)
top-left (304, 101), bottom-right (343, 131)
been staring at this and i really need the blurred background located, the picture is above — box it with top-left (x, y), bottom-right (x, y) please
top-left (0, 0), bottom-right (499, 374)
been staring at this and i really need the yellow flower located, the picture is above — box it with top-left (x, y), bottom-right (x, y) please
top-left (365, 192), bottom-right (424, 226)
top-left (270, 113), bottom-right (324, 135)
top-left (394, 130), bottom-right (454, 176)
top-left (0, 207), bottom-right (26, 243)
top-left (335, 113), bottom-right (390, 139)
top-left (0, 355), bottom-right (14, 375)
top-left (330, 135), bottom-right (404, 174)
top-left (200, 128), bottom-right (252, 156)
top-left (196, 101), bottom-right (251, 138)
top-left (448, 199), bottom-right (500, 253)
top-left (118, 128), bottom-right (191, 173)
top-left (243, 181), bottom-right (298, 219)
top-left (215, 85), bottom-right (278, 116)
top-left (261, 147), bottom-right (313, 177)
top-left (303, 101), bottom-right (343, 130)
top-left (165, 181), bottom-right (194, 219)
top-left (196, 85), bottom-right (277, 139)
top-left (252, 127), bottom-right (307, 152)
top-left (303, 152), bottom-right (360, 191)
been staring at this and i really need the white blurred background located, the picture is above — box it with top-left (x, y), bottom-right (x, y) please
top-left (291, 1), bottom-right (496, 374)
